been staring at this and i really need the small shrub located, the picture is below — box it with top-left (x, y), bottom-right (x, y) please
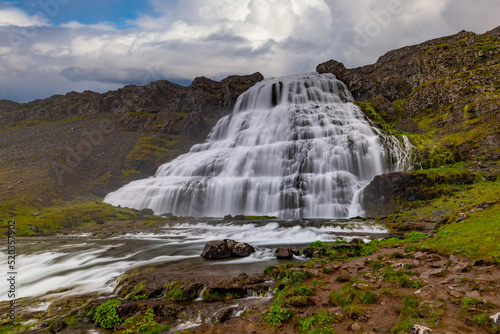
top-left (309, 240), bottom-right (329, 248)
top-left (265, 303), bottom-right (292, 327)
top-left (322, 267), bottom-right (332, 274)
top-left (94, 300), bottom-right (122, 329)
top-left (298, 310), bottom-right (341, 334)
top-left (360, 291), bottom-right (378, 304)
top-left (328, 291), bottom-right (351, 307)
top-left (291, 286), bottom-right (314, 296)
top-left (371, 261), bottom-right (384, 271)
top-left (122, 308), bottom-right (169, 334)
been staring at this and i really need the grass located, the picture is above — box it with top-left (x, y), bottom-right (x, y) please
top-left (0, 198), bottom-right (158, 234)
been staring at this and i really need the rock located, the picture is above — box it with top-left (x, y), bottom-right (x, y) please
top-left (420, 268), bottom-right (447, 280)
top-left (449, 262), bottom-right (470, 273)
top-left (224, 239), bottom-right (255, 257)
top-left (28, 225), bottom-right (40, 232)
top-left (96, 219), bottom-right (105, 225)
top-left (414, 252), bottom-right (425, 260)
top-left (303, 247), bottom-right (315, 257)
top-left (141, 208), bottom-right (155, 216)
top-left (457, 212), bottom-right (467, 222)
top-left (466, 290), bottom-right (481, 298)
top-left (223, 214), bottom-right (232, 220)
top-left (234, 215), bottom-right (245, 220)
top-left (31, 212), bottom-right (40, 217)
top-left (408, 324), bottom-right (434, 334)
top-left (491, 312), bottom-right (500, 327)
top-left (48, 320), bottom-right (67, 333)
top-left (418, 300), bottom-right (443, 318)
top-left (201, 240), bottom-right (231, 259)
top-left (350, 322), bottom-right (361, 331)
top-left (275, 247), bottom-right (294, 259)
top-left (116, 303), bottom-right (137, 317)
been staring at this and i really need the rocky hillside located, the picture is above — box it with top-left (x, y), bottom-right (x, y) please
top-left (0, 73), bottom-right (263, 210)
top-left (318, 26), bottom-right (499, 164)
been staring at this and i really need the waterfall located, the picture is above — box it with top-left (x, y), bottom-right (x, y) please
top-left (104, 73), bottom-right (413, 218)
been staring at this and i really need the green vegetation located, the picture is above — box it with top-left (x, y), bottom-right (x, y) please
top-left (121, 309), bottom-right (169, 334)
top-left (163, 281), bottom-right (200, 301)
top-left (297, 310), bottom-right (341, 334)
top-left (93, 300), bottom-right (122, 329)
top-left (201, 290), bottom-right (242, 302)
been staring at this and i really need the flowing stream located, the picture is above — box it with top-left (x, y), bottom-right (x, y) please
top-left (0, 219), bottom-right (388, 302)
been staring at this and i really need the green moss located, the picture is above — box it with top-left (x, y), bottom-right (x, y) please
top-left (356, 102), bottom-right (392, 131)
top-left (201, 290), bottom-right (241, 302)
top-left (122, 308), bottom-right (169, 334)
top-left (163, 281), bottom-right (200, 301)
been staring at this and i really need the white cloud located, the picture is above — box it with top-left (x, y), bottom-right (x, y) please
top-left (0, 0), bottom-right (499, 102)
top-left (0, 7), bottom-right (47, 27)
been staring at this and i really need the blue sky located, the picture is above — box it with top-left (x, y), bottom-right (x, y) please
top-left (2, 0), bottom-right (157, 27)
top-left (0, 0), bottom-right (499, 102)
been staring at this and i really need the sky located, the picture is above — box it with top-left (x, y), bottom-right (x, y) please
top-left (0, 0), bottom-right (499, 103)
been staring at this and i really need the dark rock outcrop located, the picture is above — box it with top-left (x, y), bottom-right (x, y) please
top-left (201, 240), bottom-right (232, 260)
top-left (362, 170), bottom-right (476, 216)
top-left (224, 239), bottom-right (256, 257)
top-left (275, 247), bottom-right (294, 259)
top-left (201, 239), bottom-right (256, 259)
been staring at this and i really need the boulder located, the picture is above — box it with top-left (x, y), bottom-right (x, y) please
top-left (48, 320), bottom-right (67, 333)
top-left (303, 247), bottom-right (314, 257)
top-left (408, 324), bottom-right (434, 334)
top-left (275, 247), bottom-right (294, 259)
top-left (116, 303), bottom-right (137, 317)
top-left (201, 240), bottom-right (231, 259)
top-left (224, 239), bottom-right (255, 257)
top-left (223, 214), bottom-right (232, 220)
top-left (141, 208), bottom-right (155, 216)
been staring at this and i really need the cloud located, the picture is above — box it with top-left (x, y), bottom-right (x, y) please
top-left (0, 0), bottom-right (499, 102)
top-left (0, 7), bottom-right (47, 27)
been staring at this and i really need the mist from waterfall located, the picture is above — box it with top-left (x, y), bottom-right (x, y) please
top-left (104, 73), bottom-right (412, 218)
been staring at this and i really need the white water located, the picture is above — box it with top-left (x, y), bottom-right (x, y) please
top-left (0, 220), bottom-right (387, 301)
top-left (105, 73), bottom-right (410, 218)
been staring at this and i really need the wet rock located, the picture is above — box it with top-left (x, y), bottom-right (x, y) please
top-left (201, 240), bottom-right (231, 259)
top-left (275, 247), bottom-right (294, 259)
top-left (409, 324), bottom-right (434, 334)
top-left (303, 247), bottom-right (314, 257)
top-left (234, 215), bottom-right (245, 220)
top-left (223, 214), bottom-right (232, 220)
top-left (224, 239), bottom-right (255, 257)
top-left (48, 320), bottom-right (67, 333)
top-left (141, 208), bottom-right (155, 215)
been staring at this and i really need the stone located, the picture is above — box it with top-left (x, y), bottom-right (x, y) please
top-left (302, 247), bottom-right (315, 257)
top-left (224, 239), bottom-right (255, 257)
top-left (275, 247), bottom-right (294, 258)
top-left (116, 303), bottom-right (137, 317)
top-left (491, 312), bottom-right (500, 327)
top-left (414, 252), bottom-right (425, 260)
top-left (28, 225), bottom-right (40, 232)
top-left (223, 214), bottom-right (232, 220)
top-left (96, 219), bottom-right (105, 225)
top-left (447, 286), bottom-right (465, 298)
top-left (408, 324), bottom-right (434, 334)
top-left (234, 215), bottom-right (245, 220)
top-left (48, 320), bottom-right (67, 333)
top-left (350, 322), bottom-right (361, 331)
top-left (201, 240), bottom-right (231, 259)
top-left (141, 208), bottom-right (155, 216)
top-left (456, 212), bottom-right (467, 222)
top-left (420, 268), bottom-right (447, 280)
top-left (31, 212), bottom-right (40, 217)
top-left (449, 262), bottom-right (470, 273)
top-left (466, 290), bottom-right (481, 298)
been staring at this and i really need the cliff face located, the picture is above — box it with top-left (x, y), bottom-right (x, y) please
top-left (318, 26), bottom-right (500, 163)
top-left (317, 26), bottom-right (500, 217)
top-left (0, 73), bottom-right (263, 205)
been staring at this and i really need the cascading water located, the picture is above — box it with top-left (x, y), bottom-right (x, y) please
top-left (105, 73), bottom-right (411, 218)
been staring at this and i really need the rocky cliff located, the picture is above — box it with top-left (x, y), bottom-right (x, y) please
top-left (317, 26), bottom-right (499, 217)
top-left (318, 26), bottom-right (500, 163)
top-left (0, 73), bottom-right (263, 207)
